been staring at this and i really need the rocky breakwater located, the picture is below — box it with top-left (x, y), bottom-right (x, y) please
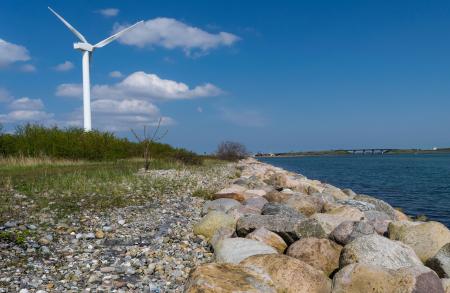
top-left (188, 158), bottom-right (450, 292)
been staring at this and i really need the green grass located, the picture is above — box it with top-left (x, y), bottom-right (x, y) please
top-left (0, 158), bottom-right (222, 222)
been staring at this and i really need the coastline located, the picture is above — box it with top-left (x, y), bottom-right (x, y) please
top-left (255, 149), bottom-right (450, 158)
top-left (187, 157), bottom-right (450, 292)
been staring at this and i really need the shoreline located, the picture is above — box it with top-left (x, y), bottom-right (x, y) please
top-left (255, 150), bottom-right (450, 158)
top-left (187, 157), bottom-right (450, 292)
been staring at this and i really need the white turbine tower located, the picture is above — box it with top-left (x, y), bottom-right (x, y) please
top-left (49, 7), bottom-right (143, 131)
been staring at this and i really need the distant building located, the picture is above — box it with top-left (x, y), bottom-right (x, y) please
top-left (433, 147), bottom-right (438, 151)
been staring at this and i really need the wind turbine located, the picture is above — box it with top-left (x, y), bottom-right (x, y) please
top-left (48, 7), bottom-right (143, 131)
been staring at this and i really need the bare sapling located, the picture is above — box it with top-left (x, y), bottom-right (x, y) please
top-left (131, 118), bottom-right (168, 171)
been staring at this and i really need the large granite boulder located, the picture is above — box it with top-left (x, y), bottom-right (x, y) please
top-left (202, 198), bottom-right (241, 215)
top-left (310, 192), bottom-right (336, 204)
top-left (311, 206), bottom-right (364, 234)
top-left (363, 210), bottom-right (391, 234)
top-left (340, 234), bottom-right (423, 270)
top-left (193, 211), bottom-right (236, 241)
top-left (214, 238), bottom-right (277, 264)
top-left (243, 196), bottom-right (268, 210)
top-left (210, 227), bottom-right (235, 249)
top-left (286, 237), bottom-right (342, 275)
top-left (285, 195), bottom-right (324, 216)
top-left (263, 190), bottom-right (292, 203)
top-left (426, 243), bottom-right (450, 278)
top-left (296, 218), bottom-right (329, 239)
top-left (214, 185), bottom-right (248, 202)
top-left (354, 194), bottom-right (397, 220)
top-left (236, 214), bottom-right (301, 244)
top-left (329, 220), bottom-right (375, 245)
top-left (246, 227), bottom-right (287, 253)
top-left (342, 188), bottom-right (357, 198)
top-left (261, 202), bottom-right (305, 218)
top-left (184, 262), bottom-right (276, 292)
top-left (321, 186), bottom-right (349, 200)
top-left (240, 254), bottom-right (332, 293)
top-left (332, 263), bottom-right (444, 293)
top-left (443, 279), bottom-right (450, 293)
top-left (388, 221), bottom-right (450, 262)
top-left (336, 199), bottom-right (376, 212)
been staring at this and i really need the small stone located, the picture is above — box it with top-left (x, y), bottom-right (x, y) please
top-left (118, 219), bottom-right (125, 225)
top-left (147, 263), bottom-right (156, 274)
top-left (38, 237), bottom-right (50, 245)
top-left (103, 225), bottom-right (113, 232)
top-left (41, 246), bottom-right (51, 254)
top-left (100, 266), bottom-right (116, 273)
top-left (4, 221), bottom-right (17, 228)
top-left (95, 230), bottom-right (105, 239)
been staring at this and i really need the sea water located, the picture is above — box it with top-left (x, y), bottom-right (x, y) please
top-left (259, 154), bottom-right (450, 227)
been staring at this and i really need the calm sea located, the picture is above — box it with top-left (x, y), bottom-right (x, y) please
top-left (258, 154), bottom-right (450, 227)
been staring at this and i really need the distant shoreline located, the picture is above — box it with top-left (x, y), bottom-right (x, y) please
top-left (255, 148), bottom-right (450, 158)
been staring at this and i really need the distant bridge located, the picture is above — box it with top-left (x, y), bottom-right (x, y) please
top-left (346, 149), bottom-right (394, 155)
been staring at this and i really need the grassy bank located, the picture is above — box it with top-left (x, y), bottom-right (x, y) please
top-left (0, 156), bottom-right (230, 223)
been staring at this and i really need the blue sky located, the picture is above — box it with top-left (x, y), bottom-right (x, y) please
top-left (1, 0), bottom-right (450, 153)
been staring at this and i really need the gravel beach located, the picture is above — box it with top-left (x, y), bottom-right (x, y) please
top-left (0, 163), bottom-right (236, 292)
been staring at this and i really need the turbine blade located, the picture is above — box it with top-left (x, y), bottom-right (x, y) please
top-left (48, 7), bottom-right (88, 43)
top-left (94, 21), bottom-right (143, 48)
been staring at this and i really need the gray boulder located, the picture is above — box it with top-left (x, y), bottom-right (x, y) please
top-left (214, 238), bottom-right (277, 264)
top-left (363, 210), bottom-right (391, 234)
top-left (236, 214), bottom-right (302, 244)
top-left (340, 234), bottom-right (423, 270)
top-left (261, 202), bottom-right (305, 219)
top-left (336, 199), bottom-right (376, 212)
top-left (332, 263), bottom-right (444, 293)
top-left (342, 188), bottom-right (357, 198)
top-left (426, 243), bottom-right (450, 278)
top-left (330, 220), bottom-right (375, 245)
top-left (354, 194), bottom-right (397, 220)
top-left (243, 197), bottom-right (268, 210)
top-left (202, 198), bottom-right (241, 215)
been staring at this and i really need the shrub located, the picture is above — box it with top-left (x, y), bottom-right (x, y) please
top-left (0, 124), bottom-right (202, 164)
top-left (216, 141), bottom-right (249, 161)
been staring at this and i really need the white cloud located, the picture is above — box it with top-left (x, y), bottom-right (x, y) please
top-left (220, 107), bottom-right (266, 127)
top-left (0, 95), bottom-right (53, 124)
top-left (109, 70), bottom-right (123, 78)
top-left (98, 8), bottom-right (119, 17)
top-left (56, 83), bottom-right (83, 97)
top-left (0, 38), bottom-right (30, 67)
top-left (197, 106), bottom-right (203, 113)
top-left (54, 61), bottom-right (74, 72)
top-left (20, 64), bottom-right (36, 72)
top-left (54, 71), bottom-right (221, 131)
top-left (92, 99), bottom-right (159, 115)
top-left (0, 110), bottom-right (53, 123)
top-left (9, 97), bottom-right (44, 110)
top-left (56, 71), bottom-right (222, 100)
top-left (113, 18), bottom-right (239, 55)
top-left (64, 101), bottom-right (174, 132)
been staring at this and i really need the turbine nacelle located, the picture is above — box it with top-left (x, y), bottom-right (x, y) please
top-left (74, 42), bottom-right (94, 52)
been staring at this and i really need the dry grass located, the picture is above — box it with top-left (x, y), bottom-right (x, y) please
top-left (0, 156), bottom-right (87, 168)
top-left (0, 157), bottom-right (226, 222)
